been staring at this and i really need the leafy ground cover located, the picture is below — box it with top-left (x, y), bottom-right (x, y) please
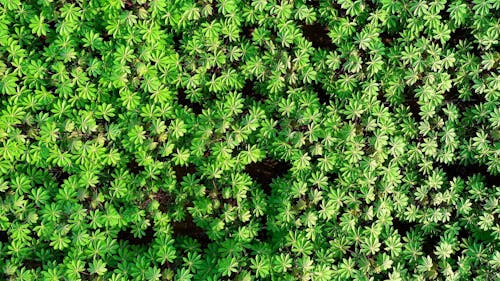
top-left (0, 0), bottom-right (499, 280)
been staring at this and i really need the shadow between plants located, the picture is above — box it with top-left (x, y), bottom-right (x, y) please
top-left (245, 158), bottom-right (291, 196)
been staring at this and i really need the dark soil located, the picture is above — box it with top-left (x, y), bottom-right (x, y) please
top-left (312, 82), bottom-right (330, 105)
top-left (0, 230), bottom-right (8, 243)
top-left (242, 79), bottom-right (267, 102)
top-left (307, 0), bottom-right (320, 8)
top-left (403, 86), bottom-right (422, 123)
top-left (242, 25), bottom-right (257, 40)
top-left (172, 163), bottom-right (197, 182)
top-left (392, 217), bottom-right (418, 236)
top-left (245, 158), bottom-right (291, 195)
top-left (22, 259), bottom-right (43, 270)
top-left (172, 33), bottom-right (183, 52)
top-left (256, 216), bottom-right (270, 242)
top-left (327, 172), bottom-right (339, 183)
top-left (177, 88), bottom-right (203, 114)
top-left (380, 31), bottom-right (397, 48)
top-left (443, 86), bottom-right (484, 108)
top-left (448, 27), bottom-right (482, 56)
top-left (171, 214), bottom-right (210, 249)
top-left (127, 158), bottom-right (144, 175)
top-left (49, 167), bottom-right (70, 185)
top-left (117, 224), bottom-right (155, 245)
top-left (154, 190), bottom-right (174, 213)
top-left (124, 0), bottom-right (149, 11)
top-left (421, 235), bottom-right (437, 257)
top-left (301, 23), bottom-right (334, 49)
top-left (440, 163), bottom-right (500, 187)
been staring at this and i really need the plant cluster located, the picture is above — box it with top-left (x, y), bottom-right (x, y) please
top-left (0, 0), bottom-right (499, 280)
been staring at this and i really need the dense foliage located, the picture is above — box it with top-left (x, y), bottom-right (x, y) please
top-left (0, 0), bottom-right (499, 280)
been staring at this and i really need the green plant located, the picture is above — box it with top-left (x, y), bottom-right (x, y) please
top-left (0, 0), bottom-right (499, 280)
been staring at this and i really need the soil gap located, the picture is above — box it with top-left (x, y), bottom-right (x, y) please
top-left (404, 87), bottom-right (422, 123)
top-left (49, 167), bottom-right (70, 185)
top-left (172, 163), bottom-right (197, 182)
top-left (242, 79), bottom-right (266, 102)
top-left (392, 217), bottom-right (418, 236)
top-left (312, 82), bottom-right (330, 105)
top-left (154, 190), bottom-right (174, 213)
top-left (127, 158), bottom-right (144, 175)
top-left (117, 224), bottom-right (155, 245)
top-left (242, 25), bottom-right (257, 40)
top-left (245, 158), bottom-right (291, 196)
top-left (177, 88), bottom-right (203, 114)
top-left (421, 235), bottom-right (437, 257)
top-left (301, 23), bottom-right (334, 49)
top-left (439, 163), bottom-right (500, 187)
top-left (0, 231), bottom-right (8, 243)
top-left (23, 260), bottom-right (43, 270)
top-left (171, 214), bottom-right (210, 249)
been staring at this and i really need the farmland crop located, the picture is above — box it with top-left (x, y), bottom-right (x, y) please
top-left (0, 0), bottom-right (499, 280)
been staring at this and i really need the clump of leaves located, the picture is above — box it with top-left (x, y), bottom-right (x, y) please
top-left (0, 0), bottom-right (499, 280)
